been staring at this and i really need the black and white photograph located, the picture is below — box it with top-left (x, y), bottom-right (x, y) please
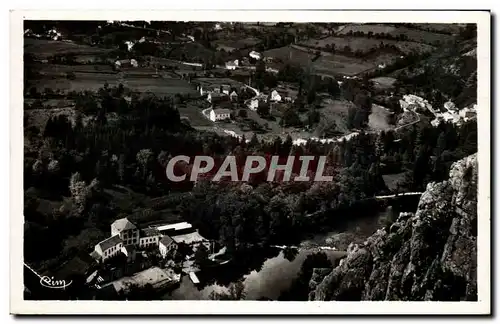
top-left (10, 9), bottom-right (491, 315)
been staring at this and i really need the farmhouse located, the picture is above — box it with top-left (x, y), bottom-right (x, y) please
top-left (115, 59), bottom-right (139, 69)
top-left (249, 51), bottom-right (262, 60)
top-left (225, 61), bottom-right (237, 70)
top-left (230, 91), bottom-right (239, 102)
top-left (270, 90), bottom-right (282, 102)
top-left (209, 108), bottom-right (231, 122)
top-left (221, 85), bottom-right (231, 95)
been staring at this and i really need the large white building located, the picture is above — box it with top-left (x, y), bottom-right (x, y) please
top-left (209, 108), bottom-right (231, 122)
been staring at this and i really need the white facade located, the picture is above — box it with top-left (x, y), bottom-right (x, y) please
top-left (94, 235), bottom-right (123, 262)
top-left (159, 238), bottom-right (177, 259)
top-left (230, 91), bottom-right (238, 101)
top-left (139, 235), bottom-right (161, 249)
top-left (249, 99), bottom-right (259, 111)
top-left (209, 109), bottom-right (231, 122)
top-left (270, 90), bottom-right (282, 102)
top-left (225, 62), bottom-right (237, 70)
top-left (111, 218), bottom-right (140, 246)
top-left (249, 51), bottom-right (262, 60)
top-left (130, 59), bottom-right (138, 67)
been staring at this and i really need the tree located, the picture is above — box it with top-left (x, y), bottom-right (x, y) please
top-left (256, 102), bottom-right (270, 117)
top-left (209, 280), bottom-right (246, 300)
top-left (194, 244), bottom-right (209, 268)
top-left (136, 149), bottom-right (154, 179)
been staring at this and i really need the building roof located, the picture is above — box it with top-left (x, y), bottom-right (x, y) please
top-left (111, 218), bottom-right (137, 232)
top-left (160, 235), bottom-right (175, 246)
top-left (156, 222), bottom-right (193, 232)
top-left (89, 250), bottom-right (100, 260)
top-left (171, 231), bottom-right (208, 245)
top-left (213, 108), bottom-right (231, 115)
top-left (221, 85), bottom-right (231, 91)
top-left (97, 235), bottom-right (122, 252)
top-left (141, 228), bottom-right (161, 237)
top-left (209, 92), bottom-right (226, 98)
top-left (230, 91), bottom-right (238, 96)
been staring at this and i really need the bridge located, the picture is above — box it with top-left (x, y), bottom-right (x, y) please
top-left (374, 192), bottom-right (423, 200)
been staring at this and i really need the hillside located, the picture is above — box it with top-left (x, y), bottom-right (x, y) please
top-left (309, 153), bottom-right (478, 301)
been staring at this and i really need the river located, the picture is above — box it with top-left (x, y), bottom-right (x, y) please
top-left (163, 203), bottom-right (411, 300)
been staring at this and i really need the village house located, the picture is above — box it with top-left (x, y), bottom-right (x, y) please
top-left (121, 245), bottom-right (137, 263)
top-left (225, 61), bottom-right (237, 70)
top-left (249, 51), bottom-right (262, 60)
top-left (159, 236), bottom-right (178, 259)
top-left (221, 85), bottom-right (231, 95)
top-left (229, 91), bottom-right (238, 102)
top-left (94, 235), bottom-right (123, 262)
top-left (459, 107), bottom-right (477, 120)
top-left (207, 92), bottom-right (227, 104)
top-left (270, 90), bottom-right (282, 102)
top-left (209, 108), bottom-right (231, 122)
top-left (444, 101), bottom-right (457, 112)
top-left (115, 59), bottom-right (139, 69)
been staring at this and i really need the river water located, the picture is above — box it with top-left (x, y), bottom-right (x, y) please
top-left (163, 205), bottom-right (397, 300)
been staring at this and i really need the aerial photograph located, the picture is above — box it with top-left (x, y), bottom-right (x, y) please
top-left (22, 20), bottom-right (478, 302)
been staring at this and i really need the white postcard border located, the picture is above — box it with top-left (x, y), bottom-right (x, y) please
top-left (10, 9), bottom-right (491, 315)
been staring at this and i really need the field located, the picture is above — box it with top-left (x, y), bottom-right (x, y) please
top-left (29, 62), bottom-right (198, 96)
top-left (368, 104), bottom-right (393, 131)
top-left (314, 98), bottom-right (354, 135)
top-left (411, 23), bottom-right (463, 34)
top-left (337, 24), bottom-right (454, 44)
top-left (370, 77), bottom-right (398, 90)
top-left (299, 36), bottom-right (435, 55)
top-left (213, 37), bottom-right (261, 52)
top-left (24, 38), bottom-right (111, 59)
top-left (263, 45), bottom-right (382, 76)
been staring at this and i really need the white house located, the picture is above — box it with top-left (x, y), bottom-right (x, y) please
top-left (159, 236), bottom-right (178, 259)
top-left (229, 91), bottom-right (238, 102)
top-left (209, 108), bottom-right (231, 122)
top-left (124, 41), bottom-right (135, 52)
top-left (94, 235), bottom-right (123, 262)
top-left (249, 98), bottom-right (259, 111)
top-left (249, 51), bottom-right (262, 60)
top-left (130, 59), bottom-right (138, 67)
top-left (111, 218), bottom-right (140, 246)
top-left (139, 228), bottom-right (162, 249)
top-left (221, 85), bottom-right (231, 95)
top-left (225, 61), bottom-right (237, 70)
top-left (270, 90), bottom-right (282, 102)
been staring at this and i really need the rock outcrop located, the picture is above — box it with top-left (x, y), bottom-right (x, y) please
top-left (309, 154), bottom-right (478, 301)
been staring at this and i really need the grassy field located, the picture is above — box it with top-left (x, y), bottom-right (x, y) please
top-left (299, 36), bottom-right (435, 55)
top-left (263, 45), bottom-right (381, 76)
top-left (24, 38), bottom-right (111, 59)
top-left (411, 23), bottom-right (463, 34)
top-left (370, 77), bottom-right (398, 90)
top-left (213, 37), bottom-right (261, 52)
top-left (368, 104), bottom-right (393, 131)
top-left (30, 69), bottom-right (197, 96)
top-left (337, 24), bottom-right (455, 44)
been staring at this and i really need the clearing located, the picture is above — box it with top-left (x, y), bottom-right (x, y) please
top-left (24, 38), bottom-right (111, 59)
top-left (337, 24), bottom-right (455, 44)
top-left (299, 36), bottom-right (435, 55)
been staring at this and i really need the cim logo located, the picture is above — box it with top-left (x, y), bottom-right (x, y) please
top-left (40, 276), bottom-right (72, 289)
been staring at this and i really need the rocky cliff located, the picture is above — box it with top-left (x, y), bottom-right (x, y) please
top-left (309, 154), bottom-right (478, 301)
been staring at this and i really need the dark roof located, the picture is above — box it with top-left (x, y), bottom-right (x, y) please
top-left (111, 218), bottom-right (137, 232)
top-left (213, 108), bottom-right (231, 115)
top-left (209, 92), bottom-right (227, 98)
top-left (160, 235), bottom-right (174, 246)
top-left (141, 228), bottom-right (161, 237)
top-left (230, 91), bottom-right (238, 96)
top-left (97, 235), bottom-right (122, 252)
top-left (221, 85), bottom-right (231, 91)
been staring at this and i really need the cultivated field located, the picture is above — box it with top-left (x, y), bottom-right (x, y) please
top-left (337, 24), bottom-right (455, 44)
top-left (299, 36), bottom-right (435, 55)
top-left (213, 37), bottom-right (261, 52)
top-left (24, 38), bottom-right (111, 59)
top-left (263, 45), bottom-right (382, 76)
